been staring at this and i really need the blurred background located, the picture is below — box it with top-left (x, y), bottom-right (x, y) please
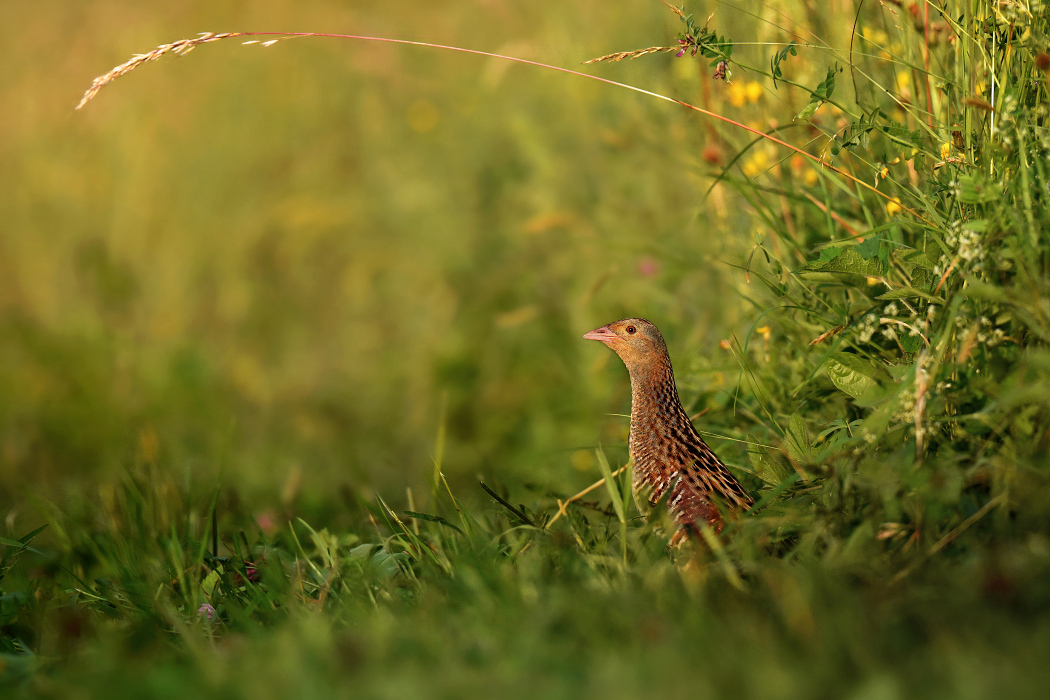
top-left (1, 0), bottom-right (832, 522)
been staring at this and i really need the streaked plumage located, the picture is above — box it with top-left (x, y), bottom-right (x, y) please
top-left (584, 318), bottom-right (752, 540)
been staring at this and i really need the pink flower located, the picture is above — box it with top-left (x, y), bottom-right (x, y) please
top-left (638, 257), bottom-right (660, 278)
top-left (254, 510), bottom-right (277, 535)
top-left (198, 603), bottom-right (216, 621)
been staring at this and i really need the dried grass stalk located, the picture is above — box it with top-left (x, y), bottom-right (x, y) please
top-left (583, 46), bottom-right (674, 65)
top-left (76, 32), bottom-right (248, 110)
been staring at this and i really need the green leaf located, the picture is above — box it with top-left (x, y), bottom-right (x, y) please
top-left (818, 246), bottom-right (843, 262)
top-left (796, 65), bottom-right (839, 121)
top-left (855, 234), bottom-right (883, 260)
top-left (795, 101), bottom-right (820, 121)
top-left (876, 287), bottom-right (941, 301)
top-left (770, 41), bottom-right (798, 88)
top-left (797, 247), bottom-right (884, 281)
top-left (826, 352), bottom-right (882, 399)
top-left (783, 414), bottom-right (812, 464)
top-left (911, 268), bottom-right (936, 291)
top-left (957, 175), bottom-right (999, 204)
top-left (902, 250), bottom-right (936, 268)
top-left (747, 434), bottom-right (790, 484)
top-left (404, 510), bottom-right (464, 534)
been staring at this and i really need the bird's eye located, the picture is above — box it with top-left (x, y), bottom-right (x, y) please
top-left (626, 326), bottom-right (637, 335)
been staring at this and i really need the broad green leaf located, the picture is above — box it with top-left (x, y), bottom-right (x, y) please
top-left (903, 250), bottom-right (936, 268)
top-left (826, 352), bottom-right (882, 399)
top-left (855, 234), bottom-right (883, 260)
top-left (818, 246), bottom-right (843, 262)
top-left (797, 248), bottom-right (884, 282)
top-left (747, 434), bottom-right (790, 484)
top-left (783, 413), bottom-right (812, 464)
top-left (957, 175), bottom-right (999, 204)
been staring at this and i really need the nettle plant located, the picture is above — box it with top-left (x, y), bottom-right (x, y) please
top-left (596, 3), bottom-right (1049, 536)
top-left (649, 3), bottom-right (1049, 511)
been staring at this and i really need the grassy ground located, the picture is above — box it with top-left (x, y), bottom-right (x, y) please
top-left (3, 1), bottom-right (1050, 697)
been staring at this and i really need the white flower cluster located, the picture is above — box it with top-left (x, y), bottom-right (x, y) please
top-left (976, 315), bottom-right (1009, 347)
top-left (934, 220), bottom-right (987, 276)
top-left (856, 313), bottom-right (880, 343)
top-left (894, 385), bottom-right (917, 423)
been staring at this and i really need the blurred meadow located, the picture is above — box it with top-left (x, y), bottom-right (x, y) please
top-left (3, 0), bottom-right (1050, 697)
top-left (2, 0), bottom-right (755, 508)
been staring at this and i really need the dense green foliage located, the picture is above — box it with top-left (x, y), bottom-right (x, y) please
top-left (3, 1), bottom-right (1050, 697)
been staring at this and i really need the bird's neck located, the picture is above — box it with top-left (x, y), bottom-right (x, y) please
top-left (627, 356), bottom-right (691, 437)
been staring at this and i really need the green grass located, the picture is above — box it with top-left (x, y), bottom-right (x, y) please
top-left (3, 0), bottom-right (1050, 697)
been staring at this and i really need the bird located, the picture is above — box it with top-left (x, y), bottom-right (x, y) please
top-left (583, 317), bottom-right (752, 541)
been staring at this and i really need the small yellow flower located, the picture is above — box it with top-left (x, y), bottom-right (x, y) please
top-left (745, 81), bottom-right (763, 103)
top-left (866, 277), bottom-right (880, 286)
top-left (940, 142), bottom-right (952, 160)
top-left (571, 450), bottom-right (595, 472)
top-left (886, 197), bottom-right (902, 215)
top-left (804, 169), bottom-right (819, 186)
top-left (756, 326), bottom-right (772, 341)
top-left (728, 81), bottom-right (747, 107)
top-left (895, 70), bottom-right (910, 89)
top-left (742, 150), bottom-right (770, 178)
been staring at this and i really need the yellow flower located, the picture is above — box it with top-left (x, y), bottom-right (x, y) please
top-left (886, 197), bottom-right (902, 215)
top-left (756, 326), bottom-right (771, 341)
top-left (804, 169), bottom-right (819, 186)
top-left (742, 150), bottom-right (770, 178)
top-left (745, 81), bottom-right (763, 103)
top-left (728, 81), bottom-right (747, 107)
top-left (940, 142), bottom-right (952, 160)
top-left (571, 450), bottom-right (595, 472)
top-left (895, 70), bottom-right (910, 89)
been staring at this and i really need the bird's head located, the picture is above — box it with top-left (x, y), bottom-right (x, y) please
top-left (583, 318), bottom-right (669, 374)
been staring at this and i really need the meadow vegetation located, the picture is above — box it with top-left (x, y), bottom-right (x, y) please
top-left (2, 0), bottom-right (1049, 697)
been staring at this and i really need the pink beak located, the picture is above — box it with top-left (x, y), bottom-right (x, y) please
top-left (583, 325), bottom-right (617, 343)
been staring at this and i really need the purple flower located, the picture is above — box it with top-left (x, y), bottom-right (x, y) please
top-left (198, 603), bottom-right (216, 621)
